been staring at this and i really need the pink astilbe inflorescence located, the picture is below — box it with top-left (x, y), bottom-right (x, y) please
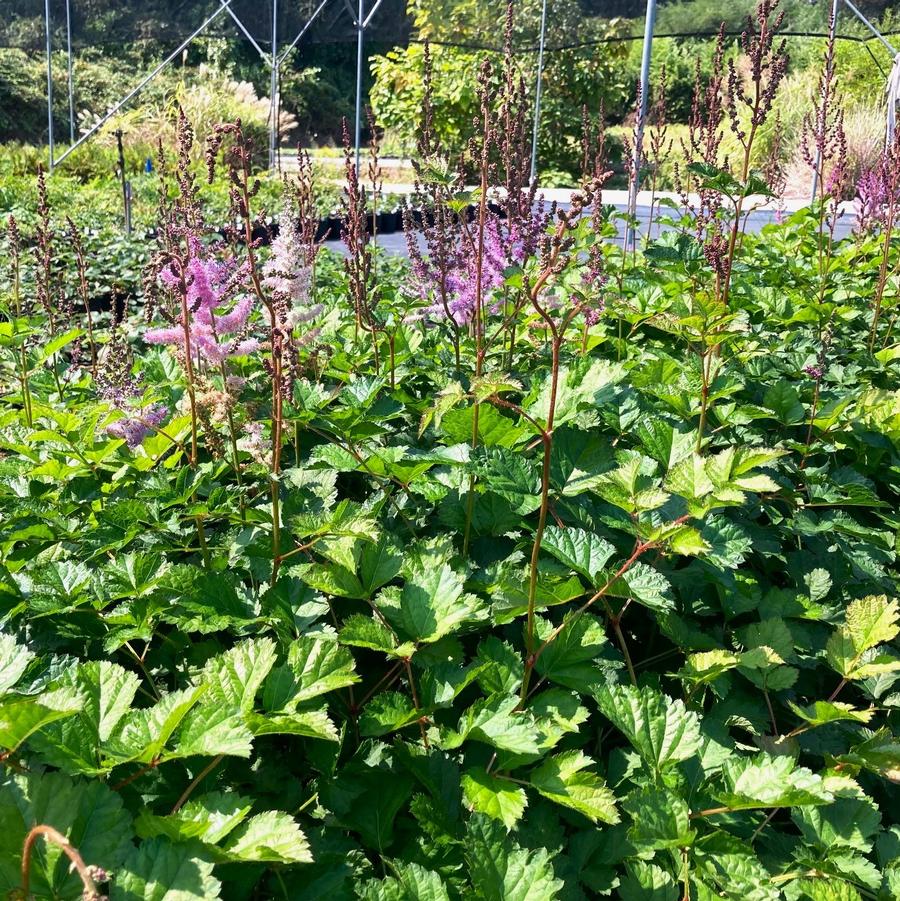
top-left (262, 206), bottom-right (323, 330)
top-left (145, 236), bottom-right (259, 364)
top-left (417, 212), bottom-right (548, 326)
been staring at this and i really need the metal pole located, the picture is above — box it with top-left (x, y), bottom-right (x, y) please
top-left (354, 0), bottom-right (365, 173)
top-left (65, 0), bottom-right (75, 144)
top-left (115, 129), bottom-right (130, 236)
top-left (269, 0), bottom-right (278, 170)
top-left (811, 0), bottom-right (840, 203)
top-left (45, 0), bottom-right (55, 171)
top-left (626, 0), bottom-right (656, 250)
top-left (52, 0), bottom-right (236, 168)
top-left (530, 0), bottom-right (548, 185)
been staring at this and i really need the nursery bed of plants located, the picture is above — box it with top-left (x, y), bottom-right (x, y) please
top-left (2, 4), bottom-right (900, 899)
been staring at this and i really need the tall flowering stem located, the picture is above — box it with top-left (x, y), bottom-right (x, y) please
top-left (461, 58), bottom-right (495, 556)
top-left (864, 129), bottom-right (900, 350)
top-left (264, 152), bottom-right (324, 470)
top-left (678, 28), bottom-right (726, 452)
top-left (720, 0), bottom-right (787, 307)
top-left (4, 217), bottom-right (33, 428)
top-left (514, 180), bottom-right (606, 700)
top-left (676, 25), bottom-right (727, 239)
top-left (65, 216), bottom-right (98, 370)
top-left (207, 119), bottom-right (291, 582)
top-left (406, 41), bottom-right (465, 369)
top-left (34, 167), bottom-right (65, 401)
top-left (496, 16), bottom-right (550, 369)
top-left (647, 71), bottom-right (672, 243)
top-left (797, 18), bottom-right (847, 367)
top-left (366, 106), bottom-right (383, 255)
top-left (341, 119), bottom-right (380, 372)
top-left (144, 114), bottom-right (206, 467)
top-left (800, 327), bottom-right (832, 468)
top-left (692, 4), bottom-right (787, 452)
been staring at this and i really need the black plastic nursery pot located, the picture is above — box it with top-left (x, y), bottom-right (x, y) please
top-left (377, 210), bottom-right (399, 234)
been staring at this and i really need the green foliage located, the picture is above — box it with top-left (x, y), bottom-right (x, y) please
top-left (370, 0), bottom-right (632, 177)
top-left (3, 73), bottom-right (900, 901)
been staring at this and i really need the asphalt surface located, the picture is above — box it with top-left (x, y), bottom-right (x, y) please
top-left (323, 199), bottom-right (856, 256)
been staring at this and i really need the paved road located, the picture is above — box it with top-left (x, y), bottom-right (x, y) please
top-left (324, 197), bottom-right (856, 256)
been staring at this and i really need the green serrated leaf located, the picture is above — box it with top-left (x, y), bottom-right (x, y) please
top-left (201, 638), bottom-right (277, 714)
top-left (528, 750), bottom-right (619, 824)
top-left (594, 683), bottom-right (701, 771)
top-left (623, 786), bottom-right (695, 850)
top-left (358, 861), bottom-right (452, 901)
top-left (534, 613), bottom-right (613, 691)
top-left (375, 561), bottom-right (484, 646)
top-left (0, 632), bottom-right (33, 693)
top-left (714, 754), bottom-right (833, 810)
top-left (465, 813), bottom-right (563, 900)
top-left (135, 791), bottom-right (252, 844)
top-left (112, 837), bottom-right (221, 901)
top-left (30, 660), bottom-right (141, 774)
top-left (541, 527), bottom-right (615, 584)
top-left (218, 810), bottom-right (312, 863)
top-left (461, 768), bottom-right (527, 830)
top-left (0, 689), bottom-right (81, 753)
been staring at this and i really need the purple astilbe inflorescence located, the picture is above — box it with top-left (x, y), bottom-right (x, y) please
top-left (803, 326), bottom-right (831, 381)
top-left (853, 129), bottom-right (900, 234)
top-left (96, 317), bottom-right (170, 448)
top-left (106, 404), bottom-right (169, 449)
top-left (800, 13), bottom-right (847, 204)
top-left (803, 364), bottom-right (824, 380)
top-left (675, 25), bottom-right (728, 244)
top-left (854, 167), bottom-right (891, 233)
top-left (145, 236), bottom-right (259, 364)
top-left (417, 210), bottom-right (550, 326)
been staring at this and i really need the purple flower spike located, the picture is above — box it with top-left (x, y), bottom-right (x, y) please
top-left (106, 403), bottom-right (169, 448)
top-left (803, 364), bottom-right (824, 380)
top-left (148, 238), bottom-right (257, 363)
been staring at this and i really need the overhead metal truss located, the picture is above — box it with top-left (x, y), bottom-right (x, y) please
top-left (41, 0), bottom-right (899, 218)
top-left (42, 0), bottom-right (380, 172)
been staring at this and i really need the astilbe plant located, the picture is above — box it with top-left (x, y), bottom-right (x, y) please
top-left (758, 108), bottom-right (788, 226)
top-left (4, 216), bottom-right (33, 427)
top-left (341, 118), bottom-right (381, 372)
top-left (674, 3), bottom-right (788, 450)
top-left (65, 216), bottom-right (99, 371)
top-left (720, 0), bottom-right (787, 284)
top-left (646, 69), bottom-right (672, 242)
top-left (7, 3), bottom-right (900, 897)
top-left (404, 41), bottom-right (468, 367)
top-left (33, 166), bottom-right (66, 401)
top-left (206, 117), bottom-right (325, 578)
top-left (854, 127), bottom-right (900, 349)
top-left (141, 114), bottom-right (259, 534)
top-left (796, 19), bottom-right (848, 373)
top-left (675, 24), bottom-right (727, 238)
